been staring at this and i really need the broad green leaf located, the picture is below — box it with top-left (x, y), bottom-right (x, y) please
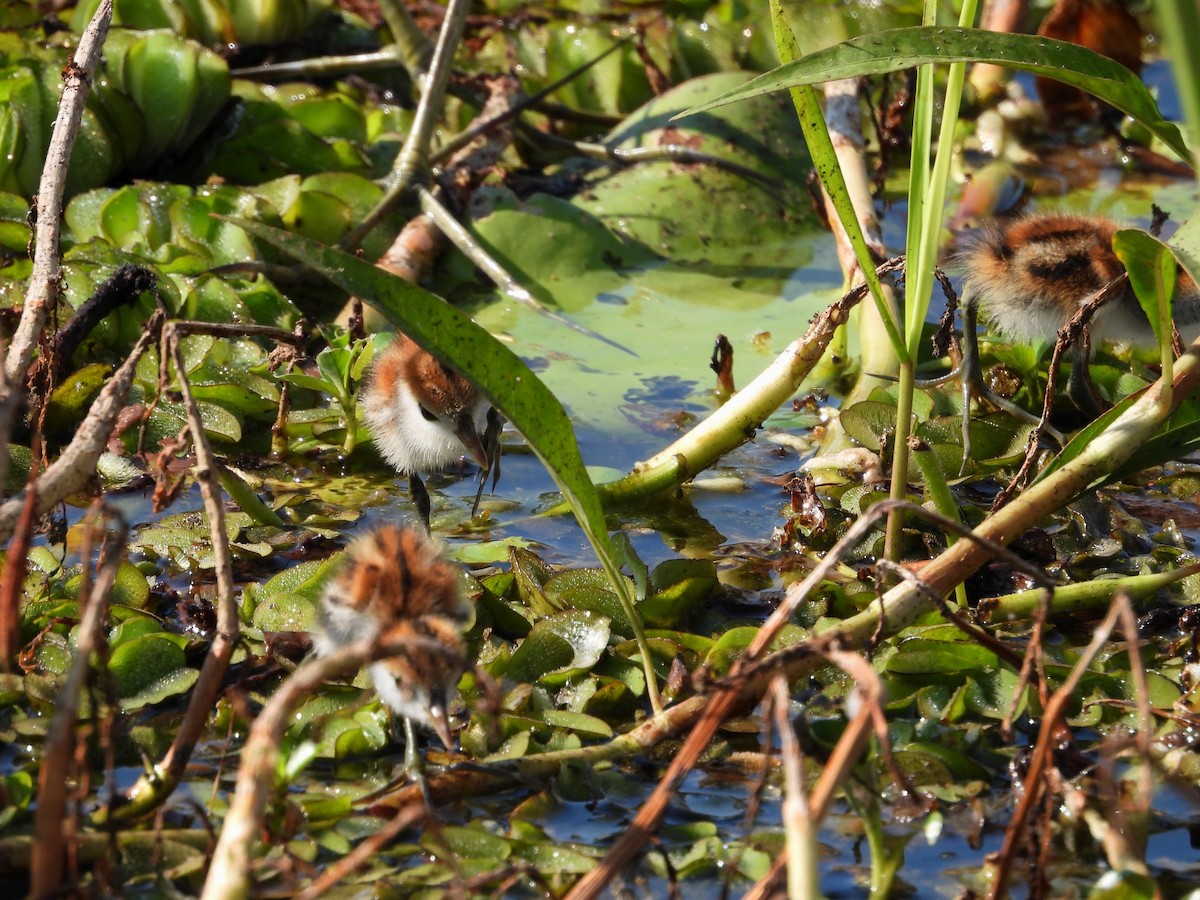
top-left (544, 568), bottom-right (636, 635)
top-left (251, 592), bottom-right (319, 633)
top-left (536, 709), bottom-right (614, 739)
top-left (885, 639), bottom-right (999, 675)
top-left (228, 218), bottom-right (659, 708)
top-left (1113, 229), bottom-right (1175, 350)
top-left (895, 741), bottom-right (991, 780)
top-left (678, 27), bottom-right (1189, 164)
top-left (512, 840), bottom-right (597, 874)
top-left (109, 617), bottom-right (176, 649)
top-left (838, 400), bottom-right (896, 451)
top-left (421, 825), bottom-right (512, 862)
top-left (279, 372), bottom-right (334, 394)
top-left (445, 537), bottom-right (535, 564)
top-left (641, 558), bottom-right (718, 627)
top-left (108, 632), bottom-right (194, 706)
top-left (505, 610), bottom-right (611, 684)
top-left (43, 363), bottom-right (110, 434)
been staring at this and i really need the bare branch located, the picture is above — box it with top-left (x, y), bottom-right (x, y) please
top-left (0, 310), bottom-right (162, 544)
top-left (112, 322), bottom-right (242, 821)
top-left (0, 1), bottom-right (113, 488)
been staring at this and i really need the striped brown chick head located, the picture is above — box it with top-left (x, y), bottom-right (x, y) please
top-left (315, 525), bottom-right (472, 748)
top-left (957, 214), bottom-right (1156, 349)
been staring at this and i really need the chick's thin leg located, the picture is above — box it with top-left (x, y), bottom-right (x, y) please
top-left (410, 472), bottom-right (432, 535)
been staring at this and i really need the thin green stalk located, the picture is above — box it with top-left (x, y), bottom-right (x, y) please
top-left (884, 361), bottom-right (916, 558)
top-left (844, 781), bottom-right (902, 900)
top-left (770, 0), bottom-right (906, 362)
top-left (886, 0), bottom-right (978, 561)
top-left (376, 0), bottom-right (433, 77)
top-left (910, 437), bottom-right (969, 608)
top-left (1153, 0), bottom-right (1200, 183)
top-left (386, 0), bottom-right (471, 193)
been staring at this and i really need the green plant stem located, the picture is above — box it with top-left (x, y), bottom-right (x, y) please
top-left (844, 782), bottom-right (901, 900)
top-left (543, 284), bottom-right (867, 513)
top-left (978, 565), bottom-right (1200, 622)
top-left (387, 0), bottom-right (470, 193)
top-left (1153, 0), bottom-right (1200, 182)
top-left (883, 362), bottom-right (916, 560)
top-left (377, 0), bottom-right (434, 77)
top-left (910, 436), bottom-right (969, 608)
top-left (770, 0), bottom-right (906, 361)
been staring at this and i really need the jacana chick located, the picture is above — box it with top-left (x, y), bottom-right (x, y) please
top-left (954, 213), bottom-right (1200, 458)
top-left (314, 524), bottom-right (471, 771)
top-left (363, 334), bottom-right (498, 532)
top-left (961, 214), bottom-right (1200, 353)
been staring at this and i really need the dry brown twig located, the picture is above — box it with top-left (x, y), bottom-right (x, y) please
top-left (0, 310), bottom-right (163, 544)
top-left (0, 466), bottom-right (39, 669)
top-left (29, 505), bottom-right (127, 898)
top-left (110, 322), bottom-right (242, 821)
top-left (1003, 590), bottom-right (1051, 739)
top-left (567, 498), bottom-right (1058, 900)
top-left (0, 1), bottom-right (113, 490)
top-left (986, 593), bottom-right (1149, 900)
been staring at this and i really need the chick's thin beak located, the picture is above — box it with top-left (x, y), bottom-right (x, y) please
top-left (429, 705), bottom-right (455, 751)
top-left (454, 415), bottom-right (490, 471)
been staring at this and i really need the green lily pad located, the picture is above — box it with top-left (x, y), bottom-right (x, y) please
top-left (250, 592), bottom-right (319, 633)
top-left (108, 633), bottom-right (196, 708)
top-left (543, 567), bottom-right (636, 635)
top-left (574, 71), bottom-right (815, 266)
top-left (65, 560), bottom-right (150, 610)
top-left (505, 610), bottom-right (611, 683)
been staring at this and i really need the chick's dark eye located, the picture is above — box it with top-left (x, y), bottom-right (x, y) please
top-left (418, 404), bottom-right (438, 423)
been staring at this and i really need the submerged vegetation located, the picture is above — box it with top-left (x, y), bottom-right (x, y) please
top-left (3, 0), bottom-right (1200, 896)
